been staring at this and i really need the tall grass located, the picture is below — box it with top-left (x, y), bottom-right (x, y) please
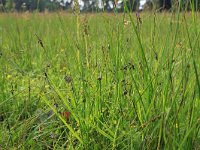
top-left (0, 10), bottom-right (199, 149)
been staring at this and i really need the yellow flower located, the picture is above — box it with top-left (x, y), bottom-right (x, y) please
top-left (45, 85), bottom-right (50, 89)
top-left (60, 49), bottom-right (65, 53)
top-left (175, 123), bottom-right (178, 128)
top-left (6, 74), bottom-right (12, 79)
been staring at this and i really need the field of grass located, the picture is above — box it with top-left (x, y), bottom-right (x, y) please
top-left (0, 11), bottom-right (199, 149)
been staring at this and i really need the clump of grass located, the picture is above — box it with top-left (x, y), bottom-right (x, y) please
top-left (0, 7), bottom-right (199, 149)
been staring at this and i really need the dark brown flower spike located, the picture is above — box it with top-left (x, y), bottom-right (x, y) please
top-left (35, 34), bottom-right (44, 48)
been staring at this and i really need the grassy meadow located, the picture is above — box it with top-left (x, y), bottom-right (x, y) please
top-left (0, 11), bottom-right (200, 149)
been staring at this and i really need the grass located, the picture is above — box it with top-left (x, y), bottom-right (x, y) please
top-left (0, 11), bottom-right (199, 149)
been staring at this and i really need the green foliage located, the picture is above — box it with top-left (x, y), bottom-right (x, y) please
top-left (0, 10), bottom-right (200, 149)
top-left (5, 0), bottom-right (14, 12)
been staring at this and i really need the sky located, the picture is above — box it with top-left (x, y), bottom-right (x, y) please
top-left (59, 0), bottom-right (147, 10)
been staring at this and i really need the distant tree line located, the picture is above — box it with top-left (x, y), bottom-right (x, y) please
top-left (155, 0), bottom-right (200, 10)
top-left (0, 0), bottom-right (199, 12)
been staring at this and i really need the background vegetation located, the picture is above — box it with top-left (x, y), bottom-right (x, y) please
top-left (0, 0), bottom-right (200, 12)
